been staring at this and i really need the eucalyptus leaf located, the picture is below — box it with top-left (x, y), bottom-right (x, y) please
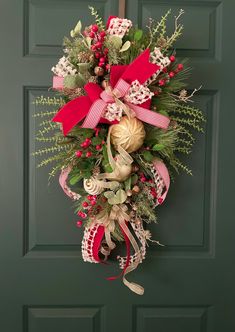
top-left (119, 41), bottom-right (131, 52)
top-left (105, 189), bottom-right (127, 205)
top-left (63, 74), bottom-right (85, 89)
top-left (143, 150), bottom-right (154, 162)
top-left (109, 35), bottom-right (122, 49)
top-left (69, 174), bottom-right (83, 185)
top-left (134, 29), bottom-right (143, 41)
top-left (152, 143), bottom-right (165, 151)
top-left (74, 20), bottom-right (82, 34)
top-left (85, 37), bottom-right (92, 48)
top-left (131, 174), bottom-right (138, 185)
top-left (78, 63), bottom-right (90, 73)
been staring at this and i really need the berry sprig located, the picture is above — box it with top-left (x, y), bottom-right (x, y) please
top-left (88, 24), bottom-right (109, 69)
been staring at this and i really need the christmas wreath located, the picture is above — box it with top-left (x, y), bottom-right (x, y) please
top-left (33, 7), bottom-right (205, 295)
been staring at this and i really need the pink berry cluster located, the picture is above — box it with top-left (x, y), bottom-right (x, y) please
top-left (155, 55), bottom-right (184, 94)
top-left (88, 24), bottom-right (109, 69)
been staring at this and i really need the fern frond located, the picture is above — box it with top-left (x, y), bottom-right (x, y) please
top-left (32, 144), bottom-right (73, 157)
top-left (33, 96), bottom-right (65, 107)
top-left (33, 110), bottom-right (57, 118)
top-left (37, 123), bottom-right (59, 136)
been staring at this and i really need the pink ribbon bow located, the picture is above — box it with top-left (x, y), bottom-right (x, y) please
top-left (52, 49), bottom-right (170, 135)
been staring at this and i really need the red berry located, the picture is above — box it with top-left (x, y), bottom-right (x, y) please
top-left (95, 52), bottom-right (100, 59)
top-left (99, 57), bottom-right (105, 63)
top-left (80, 212), bottom-right (87, 219)
top-left (95, 41), bottom-right (102, 49)
top-left (169, 71), bottom-right (175, 78)
top-left (140, 176), bottom-right (146, 182)
top-left (90, 200), bottom-right (96, 206)
top-left (89, 31), bottom-right (95, 38)
top-left (87, 195), bottom-right (93, 200)
top-left (106, 64), bottom-right (110, 70)
top-left (86, 151), bottom-right (92, 158)
top-left (82, 201), bottom-right (89, 208)
top-left (81, 142), bottom-right (88, 148)
top-left (76, 221), bottom-right (83, 228)
top-left (158, 197), bottom-right (163, 205)
top-left (95, 145), bottom-right (102, 151)
top-left (154, 90), bottom-right (159, 96)
top-left (85, 138), bottom-right (91, 143)
top-left (178, 63), bottom-right (184, 71)
top-left (100, 31), bottom-right (106, 38)
top-left (162, 67), bottom-right (168, 73)
top-left (75, 150), bottom-right (82, 158)
top-left (170, 55), bottom-right (176, 62)
top-left (174, 69), bottom-right (179, 74)
top-left (102, 140), bottom-right (105, 145)
top-left (91, 45), bottom-right (97, 51)
top-left (158, 79), bottom-right (165, 86)
top-left (92, 24), bottom-right (99, 32)
top-left (104, 48), bottom-right (109, 54)
top-left (99, 62), bottom-right (104, 67)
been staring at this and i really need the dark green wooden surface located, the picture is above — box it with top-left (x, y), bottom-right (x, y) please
top-left (0, 0), bottom-right (235, 331)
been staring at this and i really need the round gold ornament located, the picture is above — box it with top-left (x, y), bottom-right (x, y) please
top-left (110, 116), bottom-right (146, 153)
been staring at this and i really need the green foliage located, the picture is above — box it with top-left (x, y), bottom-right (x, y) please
top-left (88, 6), bottom-right (105, 29)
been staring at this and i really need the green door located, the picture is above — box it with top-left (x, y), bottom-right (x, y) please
top-left (1, 0), bottom-right (235, 331)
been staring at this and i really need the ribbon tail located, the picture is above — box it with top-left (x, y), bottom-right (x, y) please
top-left (106, 223), bottom-right (130, 281)
top-left (119, 222), bottom-right (144, 295)
top-left (52, 76), bottom-right (64, 90)
top-left (59, 167), bottom-right (81, 201)
top-left (127, 103), bottom-right (170, 129)
top-left (52, 96), bottom-right (91, 135)
top-left (153, 159), bottom-right (170, 203)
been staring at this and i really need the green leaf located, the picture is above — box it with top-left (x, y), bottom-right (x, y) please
top-left (69, 174), bottom-right (83, 185)
top-left (74, 20), bottom-right (82, 34)
top-left (134, 29), bottom-right (143, 41)
top-left (109, 35), bottom-right (122, 49)
top-left (91, 137), bottom-right (102, 145)
top-left (104, 189), bottom-right (127, 205)
top-left (143, 150), bottom-right (154, 162)
top-left (124, 177), bottom-right (132, 191)
top-left (119, 41), bottom-right (131, 52)
top-left (152, 143), bottom-right (165, 151)
top-left (63, 74), bottom-right (85, 89)
top-left (85, 37), bottom-right (92, 48)
top-left (80, 128), bottom-right (94, 138)
top-left (78, 63), bottom-right (90, 73)
top-left (159, 109), bottom-right (169, 117)
top-left (131, 174), bottom-right (138, 185)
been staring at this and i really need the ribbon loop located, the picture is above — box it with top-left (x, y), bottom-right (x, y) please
top-left (52, 49), bottom-right (170, 135)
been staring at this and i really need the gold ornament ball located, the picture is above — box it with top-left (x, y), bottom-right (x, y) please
top-left (110, 116), bottom-right (146, 153)
top-left (94, 66), bottom-right (104, 76)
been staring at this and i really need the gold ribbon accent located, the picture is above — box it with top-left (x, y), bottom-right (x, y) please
top-left (93, 204), bottom-right (144, 295)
